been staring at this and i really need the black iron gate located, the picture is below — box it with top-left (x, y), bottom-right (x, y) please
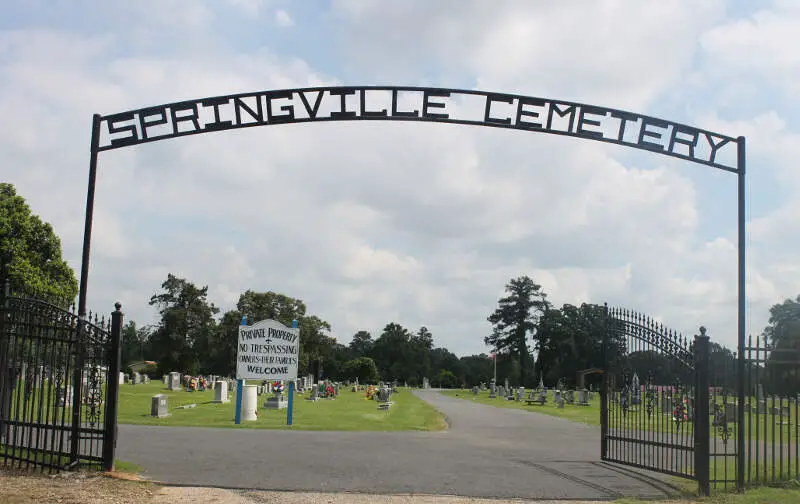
top-left (601, 306), bottom-right (711, 495)
top-left (0, 279), bottom-right (123, 472)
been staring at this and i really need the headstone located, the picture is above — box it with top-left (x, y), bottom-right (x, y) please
top-left (307, 387), bottom-right (319, 401)
top-left (631, 373), bottom-right (641, 405)
top-left (119, 372), bottom-right (125, 385)
top-left (57, 385), bottom-right (73, 407)
top-left (213, 380), bottom-right (230, 403)
top-left (472, 386), bottom-right (479, 395)
top-left (517, 386), bottom-right (524, 402)
top-left (578, 389), bottom-right (589, 406)
top-left (565, 390), bottom-right (575, 405)
top-left (168, 372), bottom-right (181, 391)
top-left (162, 375), bottom-right (168, 385)
top-left (661, 393), bottom-right (671, 413)
top-left (132, 371), bottom-right (141, 385)
top-left (151, 394), bottom-right (169, 418)
top-left (725, 402), bottom-right (737, 422)
top-left (756, 384), bottom-right (767, 413)
top-left (504, 378), bottom-right (509, 391)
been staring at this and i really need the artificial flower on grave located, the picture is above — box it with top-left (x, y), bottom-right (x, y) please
top-left (272, 381), bottom-right (285, 394)
top-left (325, 384), bottom-right (335, 397)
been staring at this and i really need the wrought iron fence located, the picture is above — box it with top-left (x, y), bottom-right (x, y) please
top-left (602, 307), bottom-right (710, 494)
top-left (739, 334), bottom-right (799, 486)
top-left (0, 278), bottom-right (122, 472)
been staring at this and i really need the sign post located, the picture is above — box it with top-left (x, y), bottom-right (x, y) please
top-left (287, 319), bottom-right (298, 426)
top-left (235, 317), bottom-right (300, 424)
top-left (234, 315), bottom-right (247, 425)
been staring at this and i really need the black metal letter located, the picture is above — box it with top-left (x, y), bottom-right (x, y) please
top-left (170, 103), bottom-right (201, 133)
top-left (329, 88), bottom-right (357, 119)
top-left (484, 94), bottom-right (513, 125)
top-left (637, 118), bottom-right (670, 152)
top-left (360, 89), bottom-right (388, 117)
top-left (577, 106), bottom-right (606, 139)
top-left (704, 133), bottom-right (731, 164)
top-left (138, 107), bottom-right (169, 140)
top-left (668, 125), bottom-right (699, 158)
top-left (298, 91), bottom-right (324, 119)
top-left (515, 97), bottom-right (546, 130)
top-left (105, 113), bottom-right (139, 148)
top-left (546, 103), bottom-right (577, 132)
top-left (422, 90), bottom-right (450, 119)
top-left (202, 97), bottom-right (233, 131)
top-left (391, 89), bottom-right (419, 117)
top-left (266, 91), bottom-right (296, 123)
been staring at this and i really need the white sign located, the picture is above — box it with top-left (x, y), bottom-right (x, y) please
top-left (236, 319), bottom-right (300, 381)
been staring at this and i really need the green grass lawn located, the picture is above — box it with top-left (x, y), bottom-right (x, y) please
top-left (118, 382), bottom-right (447, 431)
top-left (618, 483), bottom-right (800, 504)
top-left (440, 388), bottom-right (602, 425)
top-left (442, 390), bottom-right (799, 442)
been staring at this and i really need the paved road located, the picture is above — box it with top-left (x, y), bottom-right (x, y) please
top-left (117, 390), bottom-right (679, 500)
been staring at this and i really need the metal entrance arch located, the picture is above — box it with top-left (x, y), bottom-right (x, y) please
top-left (76, 86), bottom-right (747, 488)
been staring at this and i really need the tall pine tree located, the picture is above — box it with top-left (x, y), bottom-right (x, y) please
top-left (485, 276), bottom-right (549, 386)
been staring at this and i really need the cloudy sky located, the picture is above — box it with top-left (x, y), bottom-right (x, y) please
top-left (2, 0), bottom-right (798, 356)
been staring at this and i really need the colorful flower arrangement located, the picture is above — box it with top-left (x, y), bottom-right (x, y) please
top-left (365, 385), bottom-right (377, 400)
top-left (272, 381), bottom-right (285, 394)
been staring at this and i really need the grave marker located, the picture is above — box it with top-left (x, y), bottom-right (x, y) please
top-left (213, 380), bottom-right (230, 403)
top-left (151, 394), bottom-right (169, 418)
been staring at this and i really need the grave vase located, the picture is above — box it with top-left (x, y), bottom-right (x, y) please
top-left (241, 385), bottom-right (258, 421)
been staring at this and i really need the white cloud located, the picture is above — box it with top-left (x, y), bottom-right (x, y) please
top-left (275, 9), bottom-right (295, 27)
top-left (701, 1), bottom-right (800, 97)
top-left (2, 1), bottom-right (799, 358)
top-left (228, 0), bottom-right (265, 17)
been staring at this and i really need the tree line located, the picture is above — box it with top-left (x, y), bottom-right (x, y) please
top-left (2, 182), bottom-right (798, 393)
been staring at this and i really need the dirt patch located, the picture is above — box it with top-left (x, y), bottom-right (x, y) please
top-left (0, 469), bottom-right (159, 504)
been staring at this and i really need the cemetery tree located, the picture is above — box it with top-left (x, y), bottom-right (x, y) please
top-left (298, 314), bottom-right (335, 377)
top-left (120, 320), bottom-right (152, 369)
top-left (709, 342), bottom-right (737, 390)
top-left (0, 183), bottom-right (78, 302)
top-left (458, 354), bottom-right (493, 387)
top-left (410, 326), bottom-right (434, 382)
top-left (237, 290), bottom-right (306, 326)
top-left (429, 347), bottom-right (463, 384)
top-left (148, 274), bottom-right (219, 375)
top-left (435, 369), bottom-right (459, 388)
top-left (348, 330), bottom-right (374, 358)
top-left (485, 276), bottom-right (549, 386)
top-left (206, 309), bottom-right (244, 376)
top-left (340, 356), bottom-right (380, 383)
top-left (372, 322), bottom-right (415, 383)
top-left (536, 303), bottom-right (607, 385)
top-left (762, 295), bottom-right (800, 395)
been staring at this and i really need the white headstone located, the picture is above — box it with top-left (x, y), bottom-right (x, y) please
top-left (168, 372), bottom-right (181, 391)
top-left (241, 385), bottom-right (258, 421)
top-left (119, 372), bottom-right (125, 385)
top-left (213, 380), bottom-right (229, 403)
